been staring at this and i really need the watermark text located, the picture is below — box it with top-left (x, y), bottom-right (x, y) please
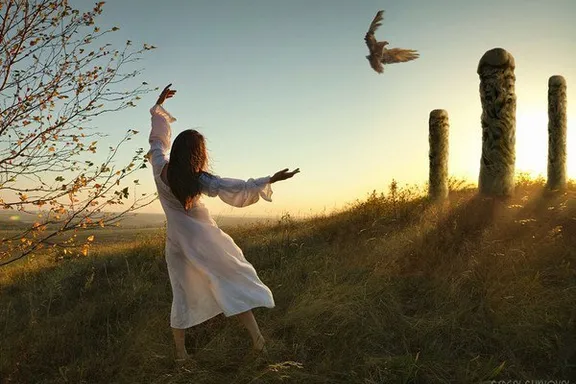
top-left (489, 380), bottom-right (570, 384)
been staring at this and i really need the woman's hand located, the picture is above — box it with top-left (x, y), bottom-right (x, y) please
top-left (270, 168), bottom-right (300, 183)
top-left (156, 84), bottom-right (176, 105)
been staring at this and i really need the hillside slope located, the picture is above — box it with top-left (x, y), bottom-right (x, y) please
top-left (1, 178), bottom-right (575, 383)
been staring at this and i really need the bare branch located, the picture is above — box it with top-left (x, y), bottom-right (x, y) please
top-left (0, 0), bottom-right (158, 266)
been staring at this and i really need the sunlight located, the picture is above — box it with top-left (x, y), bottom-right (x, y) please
top-left (515, 110), bottom-right (575, 180)
top-left (515, 109), bottom-right (548, 178)
top-left (568, 114), bottom-right (576, 179)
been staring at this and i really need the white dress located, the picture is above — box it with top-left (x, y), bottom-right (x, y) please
top-left (147, 104), bottom-right (275, 329)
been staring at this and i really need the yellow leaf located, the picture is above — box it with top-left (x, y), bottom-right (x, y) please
top-left (87, 235), bottom-right (95, 242)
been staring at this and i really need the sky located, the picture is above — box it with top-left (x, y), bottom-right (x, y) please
top-left (67, 0), bottom-right (576, 218)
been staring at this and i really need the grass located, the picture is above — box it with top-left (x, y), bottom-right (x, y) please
top-left (1, 176), bottom-right (575, 383)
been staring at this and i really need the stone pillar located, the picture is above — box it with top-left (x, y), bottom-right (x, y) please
top-left (429, 109), bottom-right (449, 201)
top-left (477, 48), bottom-right (517, 197)
top-left (547, 75), bottom-right (567, 191)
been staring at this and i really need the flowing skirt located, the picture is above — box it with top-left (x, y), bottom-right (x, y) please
top-left (164, 204), bottom-right (274, 329)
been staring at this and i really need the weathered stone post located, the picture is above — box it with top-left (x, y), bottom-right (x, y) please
top-left (477, 48), bottom-right (517, 197)
top-left (429, 109), bottom-right (449, 201)
top-left (547, 75), bottom-right (567, 191)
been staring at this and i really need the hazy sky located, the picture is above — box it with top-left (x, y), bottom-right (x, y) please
top-left (69, 0), bottom-right (576, 218)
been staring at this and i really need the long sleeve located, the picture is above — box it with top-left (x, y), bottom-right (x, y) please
top-left (147, 104), bottom-right (176, 178)
top-left (199, 173), bottom-right (273, 208)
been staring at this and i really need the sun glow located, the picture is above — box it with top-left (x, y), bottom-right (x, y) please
top-left (516, 110), bottom-right (576, 178)
top-left (568, 114), bottom-right (576, 180)
top-left (515, 109), bottom-right (576, 180)
top-left (515, 109), bottom-right (549, 178)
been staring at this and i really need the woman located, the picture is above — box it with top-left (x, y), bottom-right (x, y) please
top-left (148, 84), bottom-right (299, 361)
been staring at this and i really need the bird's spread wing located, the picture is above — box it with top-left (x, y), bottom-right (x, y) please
top-left (364, 10), bottom-right (384, 52)
top-left (381, 48), bottom-right (419, 64)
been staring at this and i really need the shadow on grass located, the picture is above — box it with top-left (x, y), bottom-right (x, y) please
top-left (397, 192), bottom-right (506, 276)
top-left (385, 186), bottom-right (576, 380)
top-left (398, 182), bottom-right (576, 274)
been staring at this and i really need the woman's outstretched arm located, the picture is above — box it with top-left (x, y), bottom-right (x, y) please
top-left (199, 168), bottom-right (299, 208)
top-left (199, 174), bottom-right (273, 208)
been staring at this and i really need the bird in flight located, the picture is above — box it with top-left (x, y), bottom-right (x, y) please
top-left (364, 10), bottom-right (419, 74)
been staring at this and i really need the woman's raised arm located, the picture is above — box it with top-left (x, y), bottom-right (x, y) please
top-left (148, 84), bottom-right (177, 177)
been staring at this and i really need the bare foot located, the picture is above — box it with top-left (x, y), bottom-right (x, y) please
top-left (175, 350), bottom-right (191, 362)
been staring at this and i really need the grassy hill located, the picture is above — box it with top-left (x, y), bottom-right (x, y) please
top-left (1, 177), bottom-right (575, 383)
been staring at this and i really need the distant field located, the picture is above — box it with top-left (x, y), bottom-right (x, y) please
top-left (1, 212), bottom-right (277, 257)
top-left (0, 211), bottom-right (275, 232)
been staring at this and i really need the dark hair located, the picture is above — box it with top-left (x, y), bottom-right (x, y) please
top-left (166, 129), bottom-right (209, 210)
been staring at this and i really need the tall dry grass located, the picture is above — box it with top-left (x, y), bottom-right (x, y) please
top-left (1, 176), bottom-right (575, 383)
